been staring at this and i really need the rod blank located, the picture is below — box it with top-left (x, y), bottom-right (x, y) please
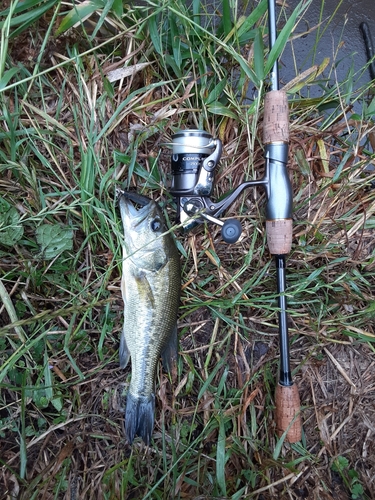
top-left (275, 255), bottom-right (292, 387)
top-left (267, 0), bottom-right (279, 91)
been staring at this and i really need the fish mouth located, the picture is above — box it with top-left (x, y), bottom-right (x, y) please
top-left (119, 191), bottom-right (154, 224)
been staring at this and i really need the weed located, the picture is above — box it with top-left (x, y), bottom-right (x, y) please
top-left (331, 456), bottom-right (365, 500)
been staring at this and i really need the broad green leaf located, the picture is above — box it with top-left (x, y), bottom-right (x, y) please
top-left (205, 78), bottom-right (227, 106)
top-left (0, 197), bottom-right (10, 214)
top-left (0, 0), bottom-right (51, 16)
top-left (89, 0), bottom-right (121, 40)
top-left (222, 0), bottom-right (232, 37)
top-left (207, 102), bottom-right (238, 119)
top-left (331, 456), bottom-right (349, 472)
top-left (238, 27), bottom-right (257, 45)
top-left (365, 96), bottom-right (375, 118)
top-left (265, 0), bottom-right (311, 77)
top-left (33, 389), bottom-right (49, 408)
top-left (273, 431), bottom-right (286, 460)
top-left (55, 0), bottom-right (106, 36)
top-left (169, 15), bottom-right (182, 70)
top-left (0, 201), bottom-right (24, 247)
top-left (216, 415), bottom-right (227, 496)
top-left (294, 148), bottom-right (310, 177)
top-left (192, 0), bottom-right (200, 25)
top-left (351, 483), bottom-right (364, 499)
top-left (165, 54), bottom-right (182, 77)
top-left (332, 150), bottom-right (352, 183)
top-left (0, 0), bottom-right (56, 38)
top-left (0, 68), bottom-right (19, 91)
top-left (197, 356), bottom-right (226, 400)
top-left (43, 350), bottom-right (53, 400)
top-left (253, 28), bottom-right (265, 81)
top-left (237, 0), bottom-right (268, 39)
top-left (348, 469), bottom-right (359, 481)
top-left (51, 397), bottom-right (63, 412)
top-left (229, 48), bottom-right (260, 87)
top-left (148, 13), bottom-right (163, 56)
top-left (111, 0), bottom-right (123, 18)
top-left (36, 224), bottom-right (73, 260)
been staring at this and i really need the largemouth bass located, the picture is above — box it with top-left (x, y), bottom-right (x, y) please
top-left (119, 192), bottom-right (180, 445)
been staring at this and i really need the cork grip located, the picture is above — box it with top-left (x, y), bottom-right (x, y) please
top-left (275, 383), bottom-right (302, 443)
top-left (263, 90), bottom-right (289, 144)
top-left (266, 219), bottom-right (292, 255)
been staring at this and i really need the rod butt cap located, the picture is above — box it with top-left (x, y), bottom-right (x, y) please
top-left (275, 383), bottom-right (302, 443)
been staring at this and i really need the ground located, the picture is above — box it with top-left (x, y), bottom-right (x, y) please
top-left (1, 1), bottom-right (375, 499)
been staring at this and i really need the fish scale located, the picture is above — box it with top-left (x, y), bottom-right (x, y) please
top-left (123, 258), bottom-right (179, 395)
top-left (119, 193), bottom-right (180, 445)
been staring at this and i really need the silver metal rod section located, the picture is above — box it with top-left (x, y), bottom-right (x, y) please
top-left (264, 144), bottom-right (293, 220)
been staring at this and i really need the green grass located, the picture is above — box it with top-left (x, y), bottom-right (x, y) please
top-left (1, 0), bottom-right (375, 498)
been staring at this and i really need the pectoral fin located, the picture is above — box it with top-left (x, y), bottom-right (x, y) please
top-left (161, 324), bottom-right (178, 374)
top-left (134, 271), bottom-right (155, 308)
top-left (119, 325), bottom-right (130, 369)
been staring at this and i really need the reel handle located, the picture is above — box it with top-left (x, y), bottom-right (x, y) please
top-left (185, 205), bottom-right (242, 244)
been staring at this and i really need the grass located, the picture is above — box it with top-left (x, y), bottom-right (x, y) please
top-left (1, 0), bottom-right (375, 498)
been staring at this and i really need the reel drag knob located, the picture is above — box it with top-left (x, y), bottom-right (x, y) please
top-left (221, 219), bottom-right (242, 244)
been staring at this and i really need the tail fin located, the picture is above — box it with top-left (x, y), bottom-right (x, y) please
top-left (125, 392), bottom-right (155, 445)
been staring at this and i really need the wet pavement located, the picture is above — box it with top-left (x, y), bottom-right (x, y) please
top-left (141, 0), bottom-right (375, 101)
top-left (279, 0), bottom-right (375, 94)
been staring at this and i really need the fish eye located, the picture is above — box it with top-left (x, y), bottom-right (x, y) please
top-left (150, 217), bottom-right (162, 232)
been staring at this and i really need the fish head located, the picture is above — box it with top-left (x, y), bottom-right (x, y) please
top-left (119, 192), bottom-right (172, 271)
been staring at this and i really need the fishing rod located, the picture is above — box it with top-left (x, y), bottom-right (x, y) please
top-left (168, 1), bottom-right (301, 442)
top-left (263, 0), bottom-right (302, 443)
top-left (360, 21), bottom-right (375, 80)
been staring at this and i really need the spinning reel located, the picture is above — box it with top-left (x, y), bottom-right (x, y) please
top-left (169, 129), bottom-right (292, 245)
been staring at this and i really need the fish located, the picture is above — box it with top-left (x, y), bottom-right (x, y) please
top-left (118, 192), bottom-right (181, 445)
